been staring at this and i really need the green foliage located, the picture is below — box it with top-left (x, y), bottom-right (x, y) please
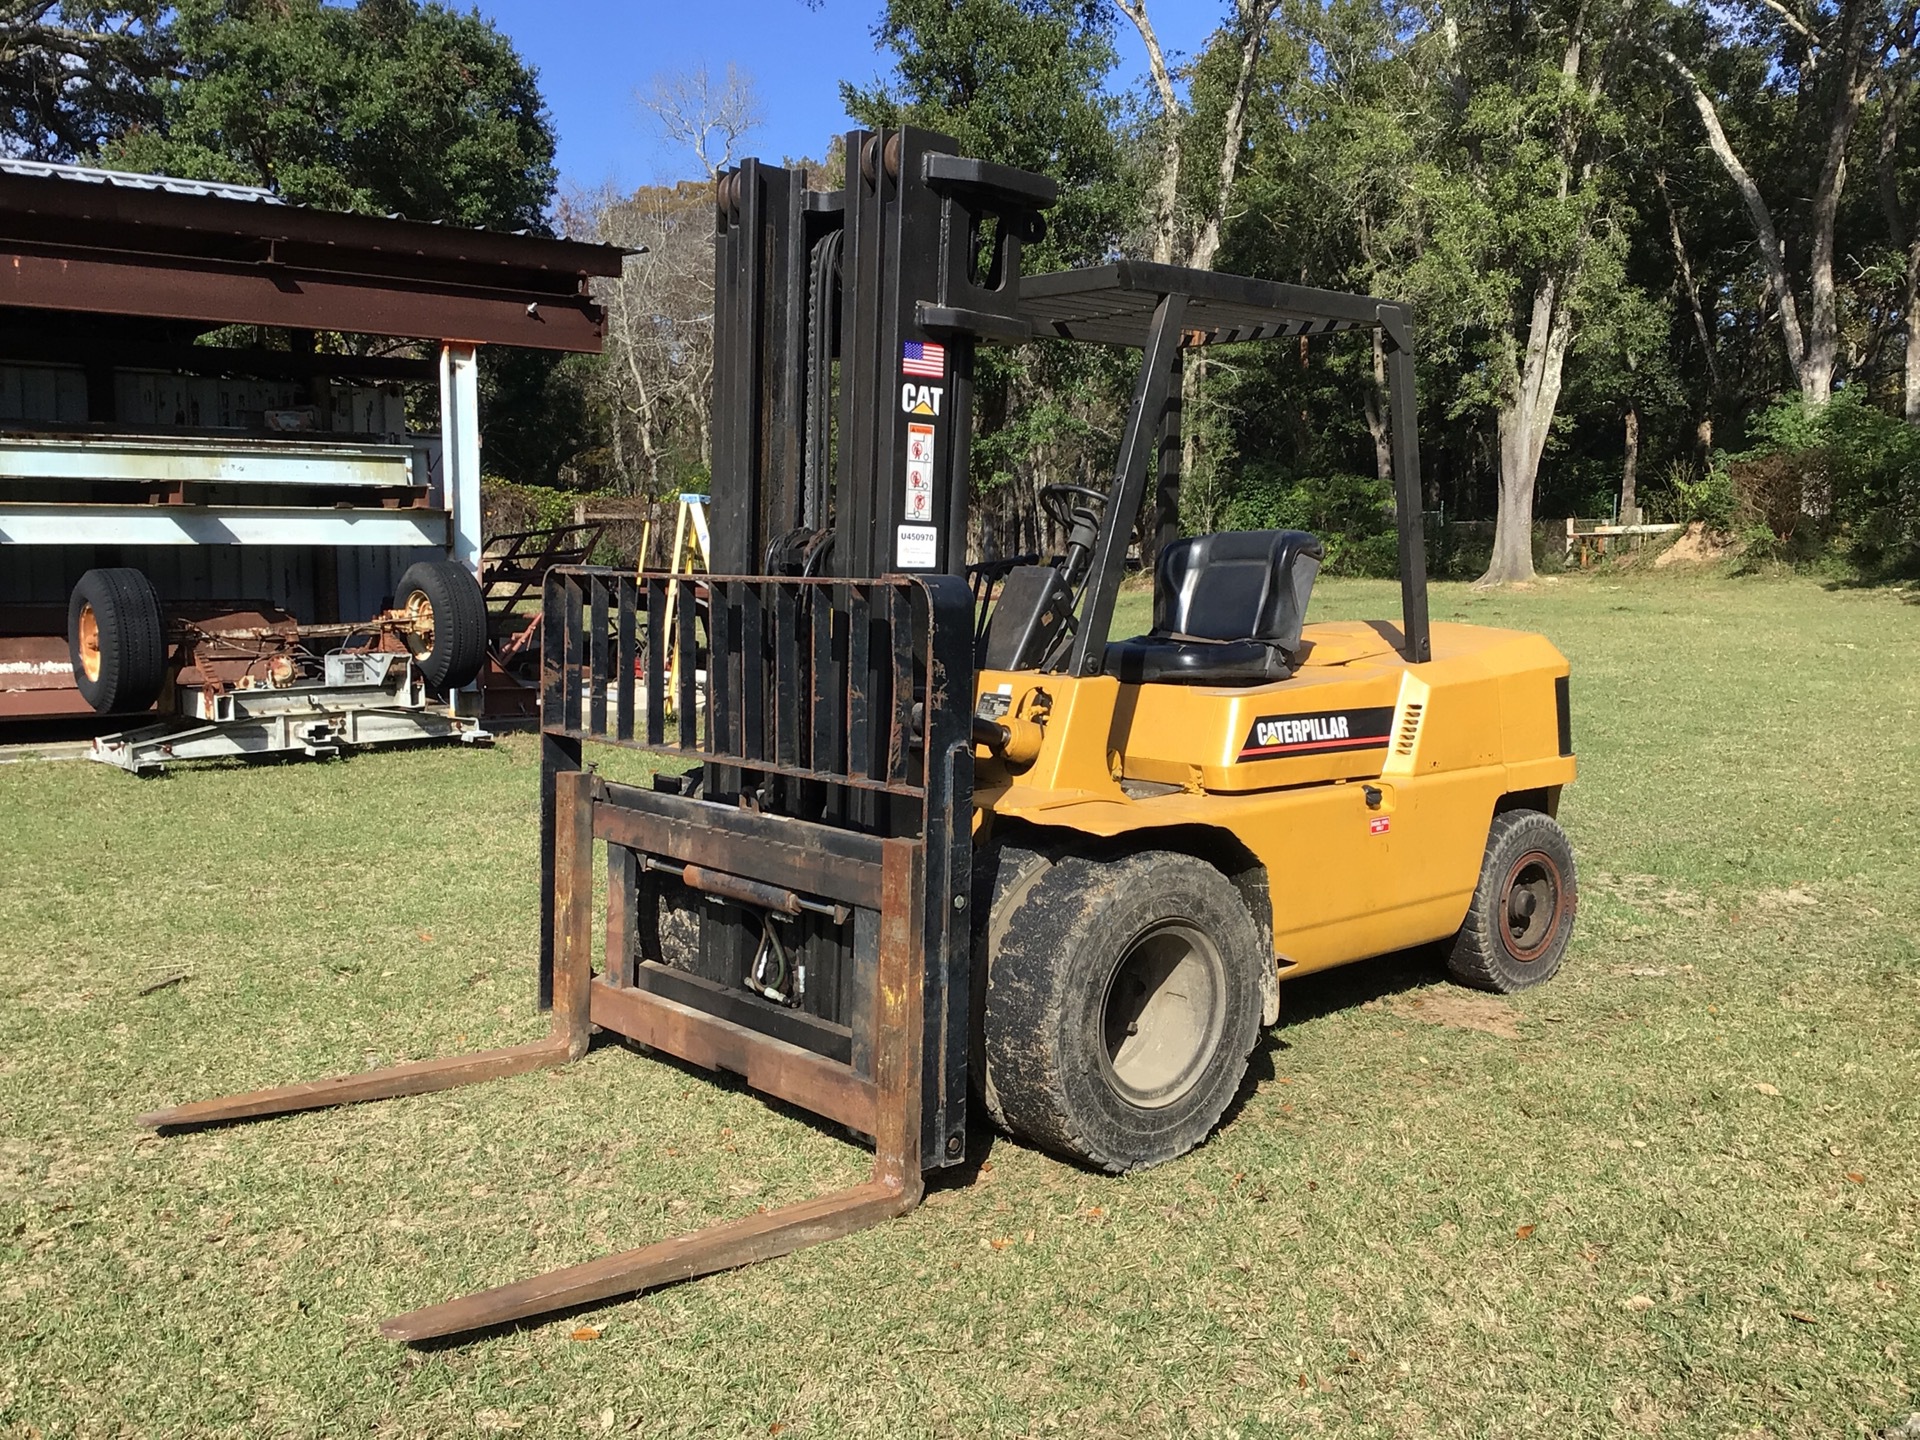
top-left (842, 0), bottom-right (1126, 272)
top-left (478, 347), bottom-right (596, 490)
top-left (480, 476), bottom-right (577, 538)
top-left (1219, 466), bottom-right (1400, 576)
top-left (1726, 395), bottom-right (1920, 575)
top-left (846, 0), bottom-right (1135, 542)
top-left (1671, 459), bottom-right (1738, 529)
top-left (101, 0), bottom-right (556, 232)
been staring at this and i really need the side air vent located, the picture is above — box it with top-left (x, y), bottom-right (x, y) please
top-left (1555, 675), bottom-right (1573, 756)
top-left (1393, 701), bottom-right (1424, 757)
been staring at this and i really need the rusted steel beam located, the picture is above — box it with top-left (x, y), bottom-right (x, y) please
top-left (588, 979), bottom-right (877, 1135)
top-left (378, 1179), bottom-right (915, 1342)
top-left (0, 252), bottom-right (607, 353)
top-left (135, 1037), bottom-right (573, 1130)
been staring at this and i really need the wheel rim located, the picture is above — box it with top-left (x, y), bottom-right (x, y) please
top-left (401, 590), bottom-right (436, 659)
top-left (1499, 850), bottom-right (1566, 963)
top-left (77, 602), bottom-right (101, 682)
top-left (1098, 921), bottom-right (1225, 1109)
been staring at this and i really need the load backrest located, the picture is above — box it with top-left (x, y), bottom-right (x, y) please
top-left (1152, 529), bottom-right (1325, 655)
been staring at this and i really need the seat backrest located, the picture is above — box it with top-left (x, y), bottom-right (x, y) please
top-left (1153, 529), bottom-right (1325, 652)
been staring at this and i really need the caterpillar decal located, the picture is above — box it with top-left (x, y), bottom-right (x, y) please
top-left (1238, 705), bottom-right (1395, 761)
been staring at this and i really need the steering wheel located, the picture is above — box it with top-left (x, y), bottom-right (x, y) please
top-left (1039, 483), bottom-right (1109, 531)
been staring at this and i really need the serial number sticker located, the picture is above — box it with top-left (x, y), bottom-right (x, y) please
top-left (897, 524), bottom-right (938, 569)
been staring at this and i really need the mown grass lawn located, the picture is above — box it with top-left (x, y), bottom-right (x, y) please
top-left (2, 569), bottom-right (1916, 1439)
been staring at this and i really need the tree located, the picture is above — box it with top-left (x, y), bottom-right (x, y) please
top-left (101, 0), bottom-right (555, 232)
top-left (0, 2), bottom-right (167, 160)
top-left (583, 180), bottom-right (723, 495)
top-left (1654, 0), bottom-right (1886, 405)
top-left (95, 0), bottom-right (576, 486)
top-left (1399, 0), bottom-right (1637, 585)
top-left (640, 62), bottom-right (762, 182)
top-left (1116, 0), bottom-right (1280, 270)
top-left (1874, 2), bottom-right (1920, 420)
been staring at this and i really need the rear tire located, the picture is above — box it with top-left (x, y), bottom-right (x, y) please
top-left (1447, 809), bottom-right (1577, 993)
top-left (393, 561), bottom-right (487, 690)
top-left (982, 849), bottom-right (1263, 1173)
top-left (67, 568), bottom-right (167, 714)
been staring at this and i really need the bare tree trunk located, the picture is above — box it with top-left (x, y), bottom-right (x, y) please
top-left (1621, 404), bottom-right (1639, 523)
top-left (1115, 0), bottom-right (1183, 264)
top-left (1662, 16), bottom-right (1871, 405)
top-left (1187, 0), bottom-right (1276, 273)
top-left (1654, 167), bottom-right (1721, 391)
top-left (1363, 328), bottom-right (1393, 483)
top-left (1478, 22), bottom-right (1597, 586)
top-left (1877, 20), bottom-right (1920, 420)
top-left (1174, 0), bottom-right (1278, 498)
top-left (1803, 0), bottom-right (1876, 402)
top-left (1660, 48), bottom-right (1811, 394)
top-left (1905, 239), bottom-right (1920, 423)
top-left (1481, 278), bottom-right (1576, 586)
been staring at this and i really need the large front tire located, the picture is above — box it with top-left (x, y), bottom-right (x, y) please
top-left (982, 849), bottom-right (1264, 1173)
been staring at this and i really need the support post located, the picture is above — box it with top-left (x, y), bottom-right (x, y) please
top-left (1066, 291), bottom-right (1188, 678)
top-left (440, 341), bottom-right (484, 716)
top-left (1150, 345), bottom-right (1184, 573)
top-left (439, 342), bottom-right (482, 579)
top-left (1378, 304), bottom-right (1432, 664)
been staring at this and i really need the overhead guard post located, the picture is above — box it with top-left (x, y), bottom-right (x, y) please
top-left (1064, 290), bottom-right (1188, 678)
top-left (1380, 302), bottom-right (1432, 665)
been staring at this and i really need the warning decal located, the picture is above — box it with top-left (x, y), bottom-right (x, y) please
top-left (903, 421), bottom-right (935, 520)
top-left (1236, 706), bottom-right (1395, 761)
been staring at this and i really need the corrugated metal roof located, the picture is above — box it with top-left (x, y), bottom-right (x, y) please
top-left (0, 157), bottom-right (285, 206)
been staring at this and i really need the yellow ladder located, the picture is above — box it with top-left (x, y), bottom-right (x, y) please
top-left (643, 493), bottom-right (710, 709)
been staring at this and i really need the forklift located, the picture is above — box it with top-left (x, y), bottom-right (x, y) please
top-left (141, 127), bottom-right (1577, 1339)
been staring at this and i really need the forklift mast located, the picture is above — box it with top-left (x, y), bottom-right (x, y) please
top-left (707, 129), bottom-right (1055, 580)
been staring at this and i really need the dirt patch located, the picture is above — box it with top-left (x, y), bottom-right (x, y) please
top-left (1589, 871), bottom-right (1714, 918)
top-left (1753, 885), bottom-right (1819, 913)
top-left (1654, 521), bottom-right (1736, 567)
top-left (1388, 990), bottom-right (1521, 1039)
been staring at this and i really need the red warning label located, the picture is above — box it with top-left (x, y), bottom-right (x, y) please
top-left (1368, 816), bottom-right (1391, 836)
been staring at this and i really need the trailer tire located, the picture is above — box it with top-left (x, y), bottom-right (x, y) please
top-left (983, 849), bottom-right (1263, 1173)
top-left (1446, 809), bottom-right (1577, 993)
top-left (67, 568), bottom-right (167, 714)
top-left (394, 561), bottom-right (488, 691)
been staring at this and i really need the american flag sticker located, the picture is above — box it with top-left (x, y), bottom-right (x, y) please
top-left (902, 340), bottom-right (946, 378)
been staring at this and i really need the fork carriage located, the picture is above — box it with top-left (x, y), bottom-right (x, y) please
top-left (142, 566), bottom-right (975, 1339)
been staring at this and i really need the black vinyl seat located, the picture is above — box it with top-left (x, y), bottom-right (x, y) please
top-left (1105, 529), bottom-right (1324, 685)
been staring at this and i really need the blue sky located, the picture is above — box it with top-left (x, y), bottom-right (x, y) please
top-left (472, 0), bottom-right (1223, 195)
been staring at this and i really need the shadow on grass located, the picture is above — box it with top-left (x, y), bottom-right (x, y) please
top-left (1213, 942), bottom-right (1442, 1135)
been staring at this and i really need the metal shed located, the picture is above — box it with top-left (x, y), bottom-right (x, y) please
top-left (0, 159), bottom-right (623, 723)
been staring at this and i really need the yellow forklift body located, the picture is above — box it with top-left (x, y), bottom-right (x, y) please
top-left (975, 619), bottom-right (1575, 975)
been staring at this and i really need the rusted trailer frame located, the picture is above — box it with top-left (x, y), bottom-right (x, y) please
top-left (140, 565), bottom-right (973, 1339)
